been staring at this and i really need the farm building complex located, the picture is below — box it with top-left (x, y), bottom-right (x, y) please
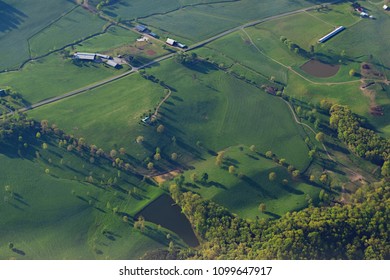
top-left (318, 26), bottom-right (345, 43)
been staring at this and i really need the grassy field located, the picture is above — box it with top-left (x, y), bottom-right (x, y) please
top-left (29, 6), bottom-right (107, 58)
top-left (0, 132), bottom-right (185, 259)
top-left (0, 0), bottom-right (76, 70)
top-left (28, 73), bottom-right (167, 162)
top-left (29, 59), bottom-right (311, 172)
top-left (0, 52), bottom-right (129, 104)
top-left (73, 25), bottom-right (140, 54)
top-left (181, 146), bottom-right (321, 219)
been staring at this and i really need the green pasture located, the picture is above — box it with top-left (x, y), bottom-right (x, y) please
top-left (29, 6), bottom-right (107, 58)
top-left (73, 25), bottom-right (139, 54)
top-left (142, 7), bottom-right (240, 43)
top-left (0, 52), bottom-right (128, 104)
top-left (205, 31), bottom-right (288, 83)
top-left (146, 60), bottom-right (311, 170)
top-left (28, 74), bottom-right (166, 161)
top-left (181, 146), bottom-right (321, 219)
top-left (0, 137), bottom-right (177, 259)
top-left (0, 0), bottom-right (76, 71)
top-left (29, 59), bottom-right (310, 171)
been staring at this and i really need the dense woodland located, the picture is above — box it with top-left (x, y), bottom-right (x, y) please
top-left (168, 180), bottom-right (389, 260)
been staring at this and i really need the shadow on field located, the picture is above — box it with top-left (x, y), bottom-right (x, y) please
top-left (264, 211), bottom-right (280, 219)
top-left (12, 248), bottom-right (26, 256)
top-left (0, 1), bottom-right (27, 32)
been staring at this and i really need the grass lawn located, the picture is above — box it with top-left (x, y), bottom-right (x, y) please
top-left (0, 52), bottom-right (129, 104)
top-left (29, 6), bottom-right (108, 58)
top-left (0, 0), bottom-right (76, 71)
top-left (28, 73), bottom-right (166, 161)
top-left (180, 145), bottom-right (321, 219)
top-left (0, 136), bottom-right (176, 259)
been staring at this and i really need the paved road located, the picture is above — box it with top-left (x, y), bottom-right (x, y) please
top-left (13, 1), bottom-right (341, 114)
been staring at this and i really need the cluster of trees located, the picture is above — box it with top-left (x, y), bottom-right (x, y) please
top-left (96, 0), bottom-right (112, 10)
top-left (279, 36), bottom-right (308, 57)
top-left (329, 105), bottom-right (389, 167)
top-left (174, 52), bottom-right (198, 65)
top-left (170, 180), bottom-right (389, 260)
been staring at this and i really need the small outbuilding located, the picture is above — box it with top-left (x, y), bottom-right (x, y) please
top-left (74, 52), bottom-right (96, 60)
top-left (384, 5), bottom-right (389, 10)
top-left (105, 60), bottom-right (119, 68)
top-left (166, 38), bottom-right (176, 46)
top-left (135, 25), bottom-right (147, 33)
top-left (177, 43), bottom-right (187, 49)
top-left (149, 32), bottom-right (158, 38)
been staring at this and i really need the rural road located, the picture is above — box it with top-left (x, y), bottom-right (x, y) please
top-left (13, 0), bottom-right (342, 114)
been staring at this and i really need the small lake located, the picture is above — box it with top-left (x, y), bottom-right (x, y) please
top-left (300, 60), bottom-right (340, 78)
top-left (135, 195), bottom-right (199, 247)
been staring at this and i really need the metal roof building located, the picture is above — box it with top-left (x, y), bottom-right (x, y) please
top-left (166, 38), bottom-right (176, 46)
top-left (74, 52), bottom-right (96, 60)
top-left (105, 60), bottom-right (119, 68)
top-left (318, 26), bottom-right (345, 43)
top-left (135, 25), bottom-right (147, 32)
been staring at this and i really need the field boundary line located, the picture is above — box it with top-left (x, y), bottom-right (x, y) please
top-left (27, 4), bottom-right (81, 58)
top-left (304, 10), bottom-right (335, 27)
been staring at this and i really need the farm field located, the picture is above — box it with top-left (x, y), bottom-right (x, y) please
top-left (180, 145), bottom-right (321, 219)
top-left (29, 59), bottom-right (311, 173)
top-left (0, 133), bottom-right (183, 259)
top-left (0, 0), bottom-right (389, 261)
top-left (0, 52), bottom-right (129, 104)
top-left (28, 73), bottom-right (167, 161)
top-left (29, 5), bottom-right (108, 58)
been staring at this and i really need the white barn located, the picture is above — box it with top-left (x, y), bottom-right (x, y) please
top-left (166, 38), bottom-right (176, 46)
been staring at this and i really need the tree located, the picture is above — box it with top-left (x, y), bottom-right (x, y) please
top-left (269, 172), bottom-right (277, 181)
top-left (265, 151), bottom-right (273, 158)
top-left (216, 151), bottom-right (224, 166)
top-left (154, 153), bottom-right (161, 161)
top-left (45, 168), bottom-right (50, 174)
top-left (190, 173), bottom-right (198, 182)
top-left (292, 170), bottom-right (300, 179)
top-left (282, 179), bottom-right (289, 185)
top-left (119, 147), bottom-right (126, 155)
top-left (279, 158), bottom-right (286, 166)
top-left (315, 132), bottom-right (325, 143)
top-left (381, 161), bottom-right (390, 177)
top-left (136, 135), bottom-right (144, 144)
top-left (171, 152), bottom-right (178, 161)
top-left (147, 162), bottom-right (154, 170)
top-left (249, 145), bottom-right (256, 152)
top-left (110, 149), bottom-right (117, 158)
top-left (42, 143), bottom-right (48, 150)
top-left (228, 165), bottom-right (236, 174)
top-left (36, 132), bottom-right (41, 139)
top-left (258, 203), bottom-right (266, 213)
top-left (349, 69), bottom-right (356, 77)
top-left (319, 174), bottom-right (328, 184)
top-left (157, 124), bottom-right (165, 133)
top-left (309, 175), bottom-right (316, 182)
top-left (308, 149), bottom-right (316, 159)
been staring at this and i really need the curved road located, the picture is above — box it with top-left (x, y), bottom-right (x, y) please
top-left (13, 0), bottom-right (342, 114)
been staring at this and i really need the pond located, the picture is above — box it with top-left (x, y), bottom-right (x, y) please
top-left (135, 195), bottom-right (199, 247)
top-left (300, 60), bottom-right (340, 78)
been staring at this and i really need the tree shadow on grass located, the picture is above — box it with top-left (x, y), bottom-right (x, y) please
top-left (12, 248), bottom-right (26, 256)
top-left (264, 211), bottom-right (280, 219)
top-left (240, 175), bottom-right (276, 199)
top-left (0, 1), bottom-right (27, 32)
